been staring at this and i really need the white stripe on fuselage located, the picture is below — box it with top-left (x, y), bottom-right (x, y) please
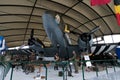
top-left (104, 45), bottom-right (116, 53)
top-left (96, 45), bottom-right (106, 55)
top-left (91, 44), bottom-right (117, 55)
top-left (91, 46), bottom-right (96, 53)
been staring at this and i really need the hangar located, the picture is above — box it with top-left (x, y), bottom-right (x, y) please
top-left (0, 0), bottom-right (120, 47)
top-left (0, 0), bottom-right (120, 80)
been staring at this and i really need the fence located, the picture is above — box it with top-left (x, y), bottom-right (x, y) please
top-left (0, 62), bottom-right (11, 80)
top-left (1, 59), bottom-right (120, 80)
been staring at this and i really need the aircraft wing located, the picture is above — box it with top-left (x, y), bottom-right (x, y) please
top-left (6, 45), bottom-right (57, 56)
top-left (67, 43), bottom-right (119, 57)
top-left (91, 43), bottom-right (119, 55)
top-left (5, 46), bottom-right (58, 61)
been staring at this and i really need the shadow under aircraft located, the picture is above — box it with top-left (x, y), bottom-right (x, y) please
top-left (2, 10), bottom-right (120, 60)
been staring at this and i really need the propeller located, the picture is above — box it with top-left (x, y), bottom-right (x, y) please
top-left (28, 29), bottom-right (45, 47)
top-left (71, 26), bottom-right (100, 53)
top-left (30, 29), bottom-right (34, 39)
top-left (88, 26), bottom-right (101, 35)
top-left (28, 29), bottom-right (35, 45)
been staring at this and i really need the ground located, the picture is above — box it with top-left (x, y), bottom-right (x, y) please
top-left (4, 64), bottom-right (120, 80)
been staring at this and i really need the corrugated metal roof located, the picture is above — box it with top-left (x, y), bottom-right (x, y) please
top-left (0, 0), bottom-right (119, 47)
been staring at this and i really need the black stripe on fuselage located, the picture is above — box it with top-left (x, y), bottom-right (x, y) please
top-left (92, 45), bottom-right (102, 55)
top-left (100, 45), bottom-right (110, 54)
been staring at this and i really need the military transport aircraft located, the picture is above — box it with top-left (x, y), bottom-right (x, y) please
top-left (41, 10), bottom-right (120, 58)
top-left (0, 10), bottom-right (120, 60)
top-left (25, 11), bottom-right (118, 59)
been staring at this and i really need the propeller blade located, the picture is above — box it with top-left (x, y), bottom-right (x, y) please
top-left (88, 26), bottom-right (100, 35)
top-left (70, 31), bottom-right (80, 35)
top-left (30, 29), bottom-right (34, 39)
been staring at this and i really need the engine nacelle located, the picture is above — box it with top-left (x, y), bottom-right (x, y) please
top-left (78, 33), bottom-right (93, 52)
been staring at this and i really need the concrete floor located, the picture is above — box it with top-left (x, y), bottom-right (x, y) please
top-left (4, 65), bottom-right (120, 80)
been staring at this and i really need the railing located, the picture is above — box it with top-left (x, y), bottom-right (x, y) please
top-left (0, 62), bottom-right (11, 80)
top-left (80, 59), bottom-right (118, 80)
top-left (0, 59), bottom-right (120, 80)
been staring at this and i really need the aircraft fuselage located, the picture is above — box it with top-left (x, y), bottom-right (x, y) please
top-left (42, 11), bottom-right (68, 58)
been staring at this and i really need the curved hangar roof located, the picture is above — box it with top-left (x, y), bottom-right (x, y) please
top-left (0, 0), bottom-right (120, 47)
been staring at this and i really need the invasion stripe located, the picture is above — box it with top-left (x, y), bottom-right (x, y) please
top-left (91, 46), bottom-right (96, 53)
top-left (96, 45), bottom-right (106, 55)
top-left (99, 45), bottom-right (110, 55)
top-left (104, 45), bottom-right (116, 53)
top-left (92, 45), bottom-right (102, 55)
